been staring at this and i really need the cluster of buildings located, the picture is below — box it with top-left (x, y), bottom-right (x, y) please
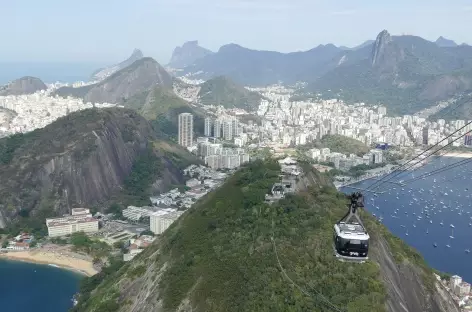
top-left (196, 137), bottom-right (250, 169)
top-left (306, 147), bottom-right (384, 171)
top-left (46, 208), bottom-right (99, 237)
top-left (265, 157), bottom-right (298, 203)
top-left (1, 233), bottom-right (35, 251)
top-left (123, 235), bottom-right (156, 261)
top-left (177, 112), bottom-right (251, 169)
top-left (438, 274), bottom-right (472, 311)
top-left (120, 164), bottom-right (227, 230)
top-left (243, 85), bottom-right (472, 150)
top-left (0, 89), bottom-right (120, 136)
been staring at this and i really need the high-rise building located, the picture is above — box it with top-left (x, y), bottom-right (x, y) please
top-left (422, 127), bottom-right (429, 145)
top-left (178, 113), bottom-right (193, 147)
top-left (465, 133), bottom-right (472, 146)
top-left (204, 117), bottom-right (212, 137)
top-left (378, 106), bottom-right (387, 116)
top-left (223, 120), bottom-right (233, 141)
top-left (214, 119), bottom-right (222, 138)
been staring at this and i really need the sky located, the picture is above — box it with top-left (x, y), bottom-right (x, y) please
top-left (2, 0), bottom-right (472, 64)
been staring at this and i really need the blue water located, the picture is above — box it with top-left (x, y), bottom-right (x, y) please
top-left (0, 63), bottom-right (105, 84)
top-left (0, 259), bottom-right (83, 312)
top-left (342, 156), bottom-right (472, 281)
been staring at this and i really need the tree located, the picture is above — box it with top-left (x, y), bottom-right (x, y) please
top-left (2, 241), bottom-right (9, 248)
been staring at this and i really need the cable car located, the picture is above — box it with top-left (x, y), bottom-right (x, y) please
top-left (333, 192), bottom-right (370, 263)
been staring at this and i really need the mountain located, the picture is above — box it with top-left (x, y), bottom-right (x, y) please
top-left (197, 76), bottom-right (263, 110)
top-left (306, 30), bottom-right (472, 115)
top-left (181, 43), bottom-right (342, 86)
top-left (54, 58), bottom-right (173, 105)
top-left (0, 76), bottom-right (47, 96)
top-left (339, 40), bottom-right (375, 51)
top-left (352, 39), bottom-right (375, 50)
top-left (168, 41), bottom-right (213, 68)
top-left (435, 36), bottom-right (458, 48)
top-left (0, 107), bottom-right (198, 230)
top-left (71, 160), bottom-right (459, 312)
top-left (91, 49), bottom-right (144, 81)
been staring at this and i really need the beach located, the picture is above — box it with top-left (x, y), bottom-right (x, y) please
top-left (442, 152), bottom-right (472, 158)
top-left (0, 249), bottom-right (98, 276)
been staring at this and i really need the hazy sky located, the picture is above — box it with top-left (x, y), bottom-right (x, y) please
top-left (2, 0), bottom-right (472, 64)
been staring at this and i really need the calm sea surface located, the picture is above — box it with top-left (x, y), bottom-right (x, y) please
top-left (0, 259), bottom-right (82, 312)
top-left (0, 63), bottom-right (104, 84)
top-left (342, 156), bottom-right (472, 281)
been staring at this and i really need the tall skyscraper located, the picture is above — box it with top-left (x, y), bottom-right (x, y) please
top-left (214, 119), bottom-right (222, 138)
top-left (223, 119), bottom-right (233, 141)
top-left (178, 113), bottom-right (193, 147)
top-left (204, 117), bottom-right (212, 137)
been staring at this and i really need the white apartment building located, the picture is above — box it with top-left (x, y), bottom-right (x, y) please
top-left (150, 211), bottom-right (184, 235)
top-left (46, 215), bottom-right (98, 237)
top-left (450, 275), bottom-right (462, 290)
top-left (204, 117), bottom-right (212, 137)
top-left (122, 206), bottom-right (154, 221)
top-left (178, 113), bottom-right (194, 147)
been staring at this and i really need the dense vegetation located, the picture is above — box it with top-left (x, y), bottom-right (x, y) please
top-left (299, 135), bottom-right (370, 157)
top-left (198, 76), bottom-right (263, 111)
top-left (72, 160), bottom-right (404, 312)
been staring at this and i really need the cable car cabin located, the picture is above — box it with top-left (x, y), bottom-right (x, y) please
top-left (333, 222), bottom-right (369, 262)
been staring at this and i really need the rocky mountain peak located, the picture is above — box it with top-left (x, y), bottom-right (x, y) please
top-left (371, 30), bottom-right (392, 66)
top-left (129, 49), bottom-right (144, 60)
top-left (168, 40), bottom-right (213, 68)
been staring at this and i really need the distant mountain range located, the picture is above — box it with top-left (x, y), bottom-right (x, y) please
top-left (168, 31), bottom-right (472, 115)
top-left (90, 49), bottom-right (144, 82)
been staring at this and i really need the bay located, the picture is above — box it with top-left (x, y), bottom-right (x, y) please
top-left (0, 63), bottom-right (105, 84)
top-left (0, 259), bottom-right (83, 312)
top-left (342, 156), bottom-right (472, 281)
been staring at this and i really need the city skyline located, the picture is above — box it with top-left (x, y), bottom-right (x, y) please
top-left (1, 0), bottom-right (472, 63)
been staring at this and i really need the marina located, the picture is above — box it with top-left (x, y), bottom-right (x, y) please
top-left (342, 156), bottom-right (472, 282)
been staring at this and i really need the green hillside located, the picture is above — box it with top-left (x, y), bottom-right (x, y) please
top-left (299, 135), bottom-right (370, 157)
top-left (70, 160), bottom-right (447, 312)
top-left (198, 76), bottom-right (263, 110)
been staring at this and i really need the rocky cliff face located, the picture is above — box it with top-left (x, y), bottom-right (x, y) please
top-left (91, 49), bottom-right (144, 81)
top-left (0, 76), bottom-right (47, 96)
top-left (55, 58), bottom-right (173, 105)
top-left (168, 41), bottom-right (213, 68)
top-left (0, 108), bottom-right (191, 227)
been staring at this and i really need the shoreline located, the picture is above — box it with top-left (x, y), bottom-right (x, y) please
top-left (441, 152), bottom-right (472, 158)
top-left (0, 250), bottom-right (98, 277)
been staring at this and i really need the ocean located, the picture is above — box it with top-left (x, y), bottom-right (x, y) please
top-left (342, 156), bottom-right (472, 282)
top-left (0, 259), bottom-right (83, 312)
top-left (0, 63), bottom-right (105, 85)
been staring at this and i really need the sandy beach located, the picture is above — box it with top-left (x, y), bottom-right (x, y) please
top-left (0, 250), bottom-right (98, 276)
top-left (442, 152), bottom-right (472, 158)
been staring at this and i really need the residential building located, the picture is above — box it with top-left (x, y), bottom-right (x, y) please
top-left (46, 215), bottom-right (99, 237)
top-left (122, 206), bottom-right (154, 221)
top-left (450, 275), bottom-right (462, 290)
top-left (150, 211), bottom-right (184, 235)
top-left (178, 113), bottom-right (194, 147)
top-left (204, 117), bottom-right (212, 137)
